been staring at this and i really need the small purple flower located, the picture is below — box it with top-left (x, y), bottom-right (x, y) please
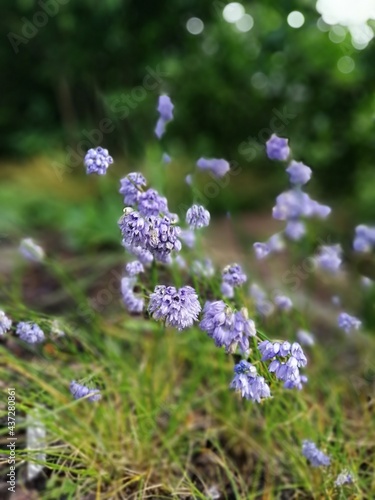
top-left (173, 255), bottom-right (187, 269)
top-left (221, 282), bottom-right (234, 298)
top-left (222, 263), bottom-right (247, 287)
top-left (16, 322), bottom-right (45, 344)
top-left (138, 189), bottom-right (169, 217)
top-left (249, 283), bottom-right (266, 302)
top-left (185, 174), bottom-right (193, 186)
top-left (147, 215), bottom-right (181, 262)
top-left (285, 220), bottom-right (306, 241)
top-left (230, 360), bottom-right (271, 403)
top-left (196, 158), bottom-right (230, 178)
top-left (122, 241), bottom-right (154, 266)
top-left (274, 295), bottom-right (293, 311)
top-left (186, 204), bottom-right (210, 229)
top-left (162, 153), bottom-right (171, 164)
top-left (155, 95), bottom-right (174, 139)
top-left (179, 229), bottom-right (196, 248)
top-left (19, 238), bottom-right (45, 263)
top-left (302, 440), bottom-right (331, 467)
top-left (200, 301), bottom-right (234, 348)
top-left (296, 329), bottom-right (315, 346)
top-left (119, 172), bottom-right (147, 205)
top-left (253, 242), bottom-right (270, 259)
top-left (272, 190), bottom-right (312, 220)
top-left (0, 311), bottom-right (12, 336)
top-left (231, 308), bottom-right (256, 354)
top-left (126, 260), bottom-right (144, 276)
top-left (69, 381), bottom-right (101, 402)
top-left (121, 277), bottom-right (144, 313)
top-left (286, 161), bottom-right (312, 185)
top-left (337, 312), bottom-right (361, 334)
top-left (148, 285), bottom-right (201, 330)
top-left (353, 224), bottom-right (375, 252)
top-left (84, 147), bottom-right (113, 175)
top-left (266, 134), bottom-right (290, 161)
top-left (335, 470), bottom-right (354, 487)
top-left (314, 244), bottom-right (342, 273)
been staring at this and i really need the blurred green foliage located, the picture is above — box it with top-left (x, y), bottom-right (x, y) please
top-left (1, 0), bottom-right (375, 215)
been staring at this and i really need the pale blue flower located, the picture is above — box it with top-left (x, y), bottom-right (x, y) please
top-left (84, 147), bottom-right (113, 175)
top-left (70, 381), bottom-right (101, 402)
top-left (302, 440), bottom-right (331, 467)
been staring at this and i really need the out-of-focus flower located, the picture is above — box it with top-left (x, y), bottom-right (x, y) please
top-left (286, 161), bottom-right (312, 185)
top-left (337, 312), bottom-right (361, 334)
top-left (221, 282), bottom-right (234, 298)
top-left (121, 277), bottom-right (144, 313)
top-left (273, 191), bottom-right (331, 221)
top-left (69, 381), bottom-right (101, 402)
top-left (196, 157), bottom-right (230, 177)
top-left (84, 147), bottom-right (113, 175)
top-left (274, 295), bottom-right (293, 311)
top-left (253, 242), bottom-right (270, 259)
top-left (119, 172), bottom-right (147, 206)
top-left (254, 234), bottom-right (285, 259)
top-left (335, 470), bottom-right (354, 487)
top-left (126, 260), bottom-right (144, 276)
top-left (0, 311), bottom-right (12, 336)
top-left (222, 263), bottom-right (247, 287)
top-left (296, 329), bottom-right (315, 346)
top-left (19, 238), bottom-right (45, 263)
top-left (16, 322), bottom-right (45, 344)
top-left (179, 229), bottom-right (196, 248)
top-left (230, 360), bottom-right (271, 403)
top-left (185, 174), bottom-right (193, 186)
top-left (162, 153), bottom-right (171, 164)
top-left (302, 440), bottom-right (331, 467)
top-left (148, 285), bottom-right (201, 330)
top-left (266, 134), bottom-right (290, 161)
top-left (285, 220), bottom-right (306, 241)
top-left (361, 276), bottom-right (373, 288)
top-left (122, 241), bottom-right (154, 266)
top-left (192, 258), bottom-right (215, 277)
top-left (314, 244), bottom-right (342, 273)
top-left (186, 204), bottom-right (210, 229)
top-left (353, 224), bottom-right (375, 252)
top-left (155, 95), bottom-right (174, 139)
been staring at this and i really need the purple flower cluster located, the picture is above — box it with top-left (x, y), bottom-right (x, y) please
top-left (337, 312), bottom-right (361, 334)
top-left (314, 244), bottom-right (342, 274)
top-left (126, 260), bottom-right (144, 276)
top-left (16, 322), bottom-right (45, 344)
top-left (122, 241), bottom-right (154, 266)
top-left (274, 295), bottom-right (293, 311)
top-left (266, 134), bottom-right (290, 161)
top-left (70, 381), bottom-right (101, 402)
top-left (301, 440), bottom-right (331, 467)
top-left (230, 360), bottom-right (271, 403)
top-left (121, 277), bottom-right (144, 313)
top-left (186, 204), bottom-right (210, 229)
top-left (119, 172), bottom-right (147, 206)
top-left (155, 95), bottom-right (174, 139)
top-left (353, 224), bottom-right (375, 252)
top-left (221, 263), bottom-right (247, 298)
top-left (138, 189), bottom-right (169, 217)
top-left (258, 340), bottom-right (307, 390)
top-left (84, 147), bottom-right (113, 175)
top-left (0, 311), bottom-right (12, 336)
top-left (118, 209), bottom-right (181, 263)
top-left (273, 190), bottom-right (331, 222)
top-left (196, 158), bottom-right (230, 178)
top-left (286, 161), bottom-right (312, 185)
top-left (200, 301), bottom-right (256, 355)
top-left (148, 285), bottom-right (201, 330)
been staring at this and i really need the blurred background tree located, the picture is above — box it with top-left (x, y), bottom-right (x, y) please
top-left (1, 0), bottom-right (375, 216)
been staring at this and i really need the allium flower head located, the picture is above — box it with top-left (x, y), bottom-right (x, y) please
top-left (230, 360), bottom-right (271, 402)
top-left (121, 277), bottom-right (144, 313)
top-left (186, 204), bottom-right (211, 229)
top-left (155, 95), bottom-right (174, 139)
top-left (148, 285), bottom-right (201, 330)
top-left (69, 381), bottom-right (101, 402)
top-left (119, 172), bottom-right (147, 206)
top-left (126, 260), bottom-right (144, 276)
top-left (16, 322), bottom-right (45, 344)
top-left (337, 312), bottom-right (361, 334)
top-left (84, 147), bottom-right (113, 175)
top-left (118, 209), bottom-right (149, 249)
top-left (266, 134), bottom-right (290, 161)
top-left (0, 311), bottom-right (12, 336)
top-left (196, 158), bottom-right (230, 178)
top-left (302, 440), bottom-right (331, 467)
top-left (147, 215), bottom-right (181, 262)
top-left (314, 244), bottom-right (342, 273)
top-left (138, 189), bottom-right (169, 217)
top-left (335, 470), bottom-right (354, 487)
top-left (222, 263), bottom-right (247, 287)
top-left (286, 161), bottom-right (312, 185)
top-left (285, 220), bottom-right (306, 241)
top-left (19, 238), bottom-right (45, 263)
